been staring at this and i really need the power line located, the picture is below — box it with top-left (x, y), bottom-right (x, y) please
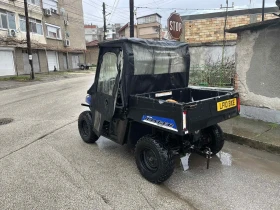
top-left (136, 6), bottom-right (224, 11)
top-left (108, 0), bottom-right (121, 22)
top-left (136, 0), bottom-right (173, 7)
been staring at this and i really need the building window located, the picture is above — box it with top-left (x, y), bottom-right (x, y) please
top-left (19, 16), bottom-right (43, 35)
top-left (46, 24), bottom-right (61, 39)
top-left (0, 10), bottom-right (16, 30)
top-left (43, 0), bottom-right (58, 14)
top-left (27, 0), bottom-right (41, 6)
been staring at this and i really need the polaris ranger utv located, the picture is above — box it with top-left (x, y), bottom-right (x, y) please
top-left (78, 38), bottom-right (240, 184)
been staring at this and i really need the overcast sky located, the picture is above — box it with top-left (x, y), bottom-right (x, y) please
top-left (82, 0), bottom-right (278, 27)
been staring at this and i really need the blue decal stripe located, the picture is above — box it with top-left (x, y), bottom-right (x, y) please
top-left (142, 115), bottom-right (178, 132)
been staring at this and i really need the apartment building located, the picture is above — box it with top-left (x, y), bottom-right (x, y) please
top-left (118, 23), bottom-right (137, 38)
top-left (136, 13), bottom-right (162, 40)
top-left (0, 0), bottom-right (86, 76)
top-left (85, 24), bottom-right (98, 42)
top-left (118, 13), bottom-right (162, 40)
top-left (96, 23), bottom-right (122, 42)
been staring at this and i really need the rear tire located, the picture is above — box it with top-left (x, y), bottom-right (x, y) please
top-left (78, 111), bottom-right (98, 144)
top-left (204, 124), bottom-right (225, 155)
top-left (135, 135), bottom-right (175, 184)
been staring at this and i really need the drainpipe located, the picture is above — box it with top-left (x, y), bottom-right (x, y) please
top-left (45, 47), bottom-right (49, 74)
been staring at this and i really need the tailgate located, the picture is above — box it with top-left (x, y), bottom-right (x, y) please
top-left (186, 94), bottom-right (239, 132)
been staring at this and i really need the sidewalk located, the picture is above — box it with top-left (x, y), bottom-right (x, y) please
top-left (0, 70), bottom-right (95, 91)
top-left (219, 116), bottom-right (280, 155)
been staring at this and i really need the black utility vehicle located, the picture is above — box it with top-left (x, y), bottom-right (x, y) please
top-left (78, 38), bottom-right (240, 184)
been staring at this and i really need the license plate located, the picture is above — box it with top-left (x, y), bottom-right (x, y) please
top-left (217, 98), bottom-right (237, 111)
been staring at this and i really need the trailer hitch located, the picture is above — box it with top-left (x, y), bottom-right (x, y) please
top-left (204, 147), bottom-right (212, 169)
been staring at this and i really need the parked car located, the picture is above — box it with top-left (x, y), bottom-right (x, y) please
top-left (77, 63), bottom-right (91, 70)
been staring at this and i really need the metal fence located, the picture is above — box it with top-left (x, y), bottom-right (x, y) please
top-left (189, 64), bottom-right (236, 88)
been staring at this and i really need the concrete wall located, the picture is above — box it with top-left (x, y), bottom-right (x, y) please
top-left (58, 52), bottom-right (65, 71)
top-left (127, 27), bottom-right (138, 38)
top-left (14, 48), bottom-right (24, 75)
top-left (67, 53), bottom-right (73, 69)
top-left (85, 47), bottom-right (99, 65)
top-left (183, 13), bottom-right (277, 44)
top-left (137, 22), bottom-right (161, 39)
top-left (189, 43), bottom-right (236, 67)
top-left (38, 50), bottom-right (48, 73)
top-left (235, 23), bottom-right (280, 111)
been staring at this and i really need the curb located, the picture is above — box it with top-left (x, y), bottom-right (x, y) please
top-left (224, 133), bottom-right (280, 155)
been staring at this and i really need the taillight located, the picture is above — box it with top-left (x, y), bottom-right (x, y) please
top-left (183, 111), bottom-right (187, 130)
top-left (237, 98), bottom-right (240, 113)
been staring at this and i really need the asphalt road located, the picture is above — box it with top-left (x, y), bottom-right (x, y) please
top-left (0, 76), bottom-right (280, 210)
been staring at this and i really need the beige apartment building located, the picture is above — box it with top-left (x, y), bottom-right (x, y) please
top-left (118, 13), bottom-right (162, 40)
top-left (85, 24), bottom-right (98, 43)
top-left (0, 0), bottom-right (86, 76)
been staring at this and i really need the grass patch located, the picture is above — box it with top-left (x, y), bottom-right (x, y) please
top-left (0, 75), bottom-right (41, 82)
top-left (269, 123), bottom-right (279, 129)
top-left (41, 69), bottom-right (96, 75)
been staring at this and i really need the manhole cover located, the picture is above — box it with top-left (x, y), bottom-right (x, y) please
top-left (0, 118), bottom-right (13, 126)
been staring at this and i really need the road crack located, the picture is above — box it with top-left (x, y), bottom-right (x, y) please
top-left (137, 188), bottom-right (155, 209)
top-left (0, 120), bottom-right (77, 161)
top-left (45, 143), bottom-right (112, 208)
top-left (1, 87), bottom-right (70, 106)
top-left (254, 127), bottom-right (273, 138)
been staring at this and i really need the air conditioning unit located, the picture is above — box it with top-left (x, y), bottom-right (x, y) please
top-left (64, 39), bottom-right (70, 47)
top-left (51, 8), bottom-right (57, 14)
top-left (64, 20), bottom-right (69, 26)
top-left (44, 9), bottom-right (51, 16)
top-left (8, 29), bottom-right (17, 37)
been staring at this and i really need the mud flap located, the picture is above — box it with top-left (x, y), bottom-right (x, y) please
top-left (180, 153), bottom-right (191, 171)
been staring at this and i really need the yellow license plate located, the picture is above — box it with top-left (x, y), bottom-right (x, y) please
top-left (217, 98), bottom-right (237, 111)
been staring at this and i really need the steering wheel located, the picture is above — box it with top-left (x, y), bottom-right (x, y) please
top-left (108, 77), bottom-right (116, 93)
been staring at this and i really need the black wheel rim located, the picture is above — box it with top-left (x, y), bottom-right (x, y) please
top-left (81, 120), bottom-right (89, 137)
top-left (140, 149), bottom-right (159, 172)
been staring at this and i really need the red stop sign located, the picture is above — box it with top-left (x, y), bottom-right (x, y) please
top-left (167, 13), bottom-right (183, 40)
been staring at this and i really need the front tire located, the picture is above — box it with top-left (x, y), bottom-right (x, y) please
top-left (78, 111), bottom-right (98, 144)
top-left (135, 135), bottom-right (175, 184)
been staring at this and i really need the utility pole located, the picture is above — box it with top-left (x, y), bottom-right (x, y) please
top-left (262, 0), bottom-right (265, 21)
top-left (158, 25), bottom-right (161, 40)
top-left (129, 0), bottom-right (134, 37)
top-left (103, 2), bottom-right (106, 41)
top-left (24, 0), bottom-right (34, 80)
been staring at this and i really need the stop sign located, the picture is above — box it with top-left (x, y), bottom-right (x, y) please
top-left (167, 13), bottom-right (183, 40)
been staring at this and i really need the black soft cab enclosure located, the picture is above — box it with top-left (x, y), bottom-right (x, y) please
top-left (79, 38), bottom-right (240, 184)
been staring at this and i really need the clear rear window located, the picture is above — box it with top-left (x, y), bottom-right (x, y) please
top-left (132, 44), bottom-right (187, 75)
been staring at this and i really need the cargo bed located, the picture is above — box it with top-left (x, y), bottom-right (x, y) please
top-left (128, 87), bottom-right (240, 135)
